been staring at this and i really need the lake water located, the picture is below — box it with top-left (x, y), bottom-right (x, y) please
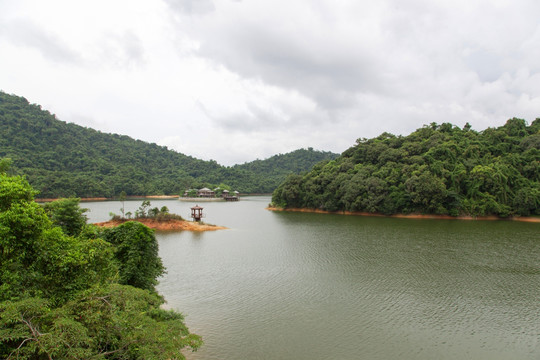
top-left (84, 196), bottom-right (540, 360)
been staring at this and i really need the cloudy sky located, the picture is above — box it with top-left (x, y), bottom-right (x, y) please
top-left (1, 0), bottom-right (539, 165)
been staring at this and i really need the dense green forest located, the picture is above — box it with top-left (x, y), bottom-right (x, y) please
top-left (0, 167), bottom-right (201, 359)
top-left (272, 119), bottom-right (540, 217)
top-left (0, 91), bottom-right (337, 198)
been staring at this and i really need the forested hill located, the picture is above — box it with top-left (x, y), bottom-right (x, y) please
top-left (0, 91), bottom-right (337, 198)
top-left (272, 120), bottom-right (540, 217)
top-left (234, 148), bottom-right (338, 181)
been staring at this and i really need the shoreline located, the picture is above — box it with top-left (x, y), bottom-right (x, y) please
top-left (178, 197), bottom-right (226, 202)
top-left (267, 207), bottom-right (540, 223)
top-left (93, 218), bottom-right (227, 231)
top-left (36, 194), bottom-right (271, 203)
top-left (36, 195), bottom-right (180, 202)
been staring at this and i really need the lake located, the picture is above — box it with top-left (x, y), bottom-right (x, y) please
top-left (84, 196), bottom-right (540, 360)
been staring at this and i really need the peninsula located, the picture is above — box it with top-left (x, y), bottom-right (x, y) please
top-left (271, 119), bottom-right (540, 219)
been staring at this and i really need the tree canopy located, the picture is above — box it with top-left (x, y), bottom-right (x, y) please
top-left (272, 120), bottom-right (540, 217)
top-left (43, 197), bottom-right (88, 237)
top-left (0, 171), bottom-right (202, 359)
top-left (100, 222), bottom-right (165, 292)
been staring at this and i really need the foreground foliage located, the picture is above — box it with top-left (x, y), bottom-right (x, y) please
top-left (272, 119), bottom-right (540, 217)
top-left (0, 285), bottom-right (201, 360)
top-left (43, 197), bottom-right (88, 237)
top-left (100, 222), bottom-right (165, 292)
top-left (0, 91), bottom-right (337, 197)
top-left (0, 172), bottom-right (201, 359)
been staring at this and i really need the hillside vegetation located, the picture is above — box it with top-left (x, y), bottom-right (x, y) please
top-left (0, 91), bottom-right (337, 198)
top-left (0, 170), bottom-right (201, 358)
top-left (272, 120), bottom-right (540, 217)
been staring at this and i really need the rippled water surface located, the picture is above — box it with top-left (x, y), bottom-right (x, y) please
top-left (85, 197), bottom-right (540, 360)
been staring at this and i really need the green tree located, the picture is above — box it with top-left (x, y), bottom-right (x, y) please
top-left (0, 173), bottom-right (50, 301)
top-left (0, 175), bottom-right (114, 304)
top-left (43, 198), bottom-right (88, 237)
top-left (100, 221), bottom-right (165, 292)
top-left (135, 200), bottom-right (151, 218)
top-left (148, 207), bottom-right (160, 217)
top-left (0, 285), bottom-right (202, 360)
top-left (0, 173), bottom-right (201, 358)
top-left (119, 190), bottom-right (127, 218)
top-left (404, 170), bottom-right (448, 214)
top-left (0, 158), bottom-right (12, 174)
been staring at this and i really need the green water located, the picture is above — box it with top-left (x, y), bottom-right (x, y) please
top-left (84, 197), bottom-right (540, 359)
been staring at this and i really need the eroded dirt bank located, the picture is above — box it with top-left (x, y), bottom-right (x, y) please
top-left (267, 207), bottom-right (540, 223)
top-left (93, 218), bottom-right (227, 231)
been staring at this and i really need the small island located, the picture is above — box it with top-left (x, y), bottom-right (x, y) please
top-left (94, 218), bottom-right (226, 231)
top-left (94, 200), bottom-right (226, 231)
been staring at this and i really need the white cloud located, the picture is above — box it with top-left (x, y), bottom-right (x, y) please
top-left (0, 0), bottom-right (538, 165)
top-left (0, 18), bottom-right (82, 64)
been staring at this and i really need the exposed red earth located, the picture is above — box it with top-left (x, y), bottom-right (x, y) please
top-left (267, 207), bottom-right (540, 222)
top-left (93, 218), bottom-right (227, 231)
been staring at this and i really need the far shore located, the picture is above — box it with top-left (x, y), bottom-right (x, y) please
top-left (267, 207), bottom-right (540, 223)
top-left (93, 218), bottom-right (227, 231)
top-left (36, 195), bottom-right (180, 202)
top-left (36, 193), bottom-right (274, 203)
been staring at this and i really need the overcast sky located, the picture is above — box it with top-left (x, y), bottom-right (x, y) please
top-left (1, 0), bottom-right (539, 165)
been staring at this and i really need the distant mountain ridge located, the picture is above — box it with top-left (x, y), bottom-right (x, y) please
top-left (0, 91), bottom-right (338, 198)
